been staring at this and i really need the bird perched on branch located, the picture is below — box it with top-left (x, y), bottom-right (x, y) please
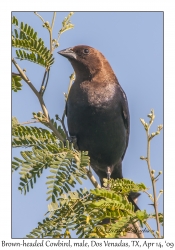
top-left (58, 45), bottom-right (140, 210)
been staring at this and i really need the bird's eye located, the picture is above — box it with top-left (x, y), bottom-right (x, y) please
top-left (83, 48), bottom-right (89, 54)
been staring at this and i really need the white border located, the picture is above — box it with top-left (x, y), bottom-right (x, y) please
top-left (1, 0), bottom-right (174, 247)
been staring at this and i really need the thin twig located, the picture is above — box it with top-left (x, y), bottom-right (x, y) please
top-left (51, 12), bottom-right (56, 30)
top-left (49, 12), bottom-right (56, 53)
top-left (144, 221), bottom-right (157, 238)
top-left (84, 166), bottom-right (143, 238)
top-left (39, 13), bottom-right (56, 96)
top-left (42, 68), bottom-right (50, 96)
top-left (68, 72), bottom-right (75, 96)
top-left (34, 12), bottom-right (45, 23)
top-left (12, 72), bottom-right (21, 77)
top-left (50, 11), bottom-right (56, 52)
top-left (20, 120), bottom-right (39, 125)
top-left (61, 110), bottom-right (69, 138)
top-left (12, 58), bottom-right (39, 97)
top-left (12, 58), bottom-right (64, 141)
top-left (84, 168), bottom-right (101, 189)
top-left (40, 12), bottom-right (56, 95)
top-left (146, 127), bottom-right (161, 237)
top-left (144, 190), bottom-right (154, 202)
top-left (157, 191), bottom-right (163, 202)
top-left (57, 33), bottom-right (61, 43)
top-left (49, 30), bottom-right (52, 53)
top-left (39, 70), bottom-right (48, 94)
top-left (59, 72), bottom-right (75, 138)
top-left (60, 192), bottom-right (91, 221)
top-left (140, 111), bottom-right (162, 238)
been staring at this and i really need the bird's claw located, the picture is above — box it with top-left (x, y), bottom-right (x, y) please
top-left (68, 136), bottom-right (79, 150)
top-left (106, 166), bottom-right (111, 180)
top-left (106, 166), bottom-right (111, 189)
top-left (107, 173), bottom-right (111, 180)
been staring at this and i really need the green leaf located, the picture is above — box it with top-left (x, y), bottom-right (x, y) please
top-left (12, 74), bottom-right (23, 92)
top-left (58, 12), bottom-right (74, 36)
top-left (136, 210), bottom-right (149, 221)
top-left (12, 16), bottom-right (54, 68)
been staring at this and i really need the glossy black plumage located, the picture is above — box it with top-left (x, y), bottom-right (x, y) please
top-left (58, 45), bottom-right (139, 210)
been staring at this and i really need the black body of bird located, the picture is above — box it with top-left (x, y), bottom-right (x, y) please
top-left (58, 45), bottom-right (140, 210)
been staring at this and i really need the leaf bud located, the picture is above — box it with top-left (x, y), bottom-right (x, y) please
top-left (158, 124), bottom-right (163, 131)
top-left (147, 113), bottom-right (153, 118)
top-left (140, 156), bottom-right (147, 160)
top-left (140, 118), bottom-right (146, 126)
top-left (151, 132), bottom-right (156, 137)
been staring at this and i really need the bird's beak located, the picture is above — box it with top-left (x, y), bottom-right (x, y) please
top-left (58, 48), bottom-right (77, 60)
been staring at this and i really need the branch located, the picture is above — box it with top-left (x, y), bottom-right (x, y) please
top-left (146, 127), bottom-right (161, 237)
top-left (58, 72), bottom-right (75, 138)
top-left (49, 12), bottom-right (56, 53)
top-left (51, 12), bottom-right (56, 32)
top-left (140, 110), bottom-right (162, 238)
top-left (144, 190), bottom-right (154, 203)
top-left (43, 68), bottom-right (50, 95)
top-left (144, 221), bottom-right (157, 238)
top-left (12, 72), bottom-right (21, 77)
top-left (20, 120), bottom-right (39, 125)
top-left (38, 12), bottom-right (56, 96)
top-left (12, 58), bottom-right (39, 98)
top-left (61, 110), bottom-right (69, 138)
top-left (84, 167), bottom-right (101, 189)
top-left (39, 68), bottom-right (50, 96)
top-left (39, 69), bottom-right (48, 94)
top-left (68, 72), bottom-right (75, 96)
top-left (34, 12), bottom-right (45, 23)
top-left (12, 58), bottom-right (64, 141)
top-left (132, 219), bottom-right (144, 238)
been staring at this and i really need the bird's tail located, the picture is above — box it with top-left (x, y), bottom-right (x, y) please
top-left (128, 192), bottom-right (141, 211)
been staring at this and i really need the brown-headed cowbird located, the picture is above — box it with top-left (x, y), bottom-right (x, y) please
top-left (58, 45), bottom-right (140, 210)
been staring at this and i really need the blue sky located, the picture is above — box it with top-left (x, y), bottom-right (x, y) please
top-left (12, 12), bottom-right (163, 238)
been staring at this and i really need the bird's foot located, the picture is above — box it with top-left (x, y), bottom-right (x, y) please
top-left (106, 166), bottom-right (111, 180)
top-left (106, 166), bottom-right (112, 189)
top-left (67, 136), bottom-right (79, 150)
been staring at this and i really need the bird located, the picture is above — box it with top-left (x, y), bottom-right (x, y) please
top-left (58, 45), bottom-right (140, 210)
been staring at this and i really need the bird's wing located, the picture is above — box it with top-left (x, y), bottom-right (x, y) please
top-left (118, 84), bottom-right (130, 160)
